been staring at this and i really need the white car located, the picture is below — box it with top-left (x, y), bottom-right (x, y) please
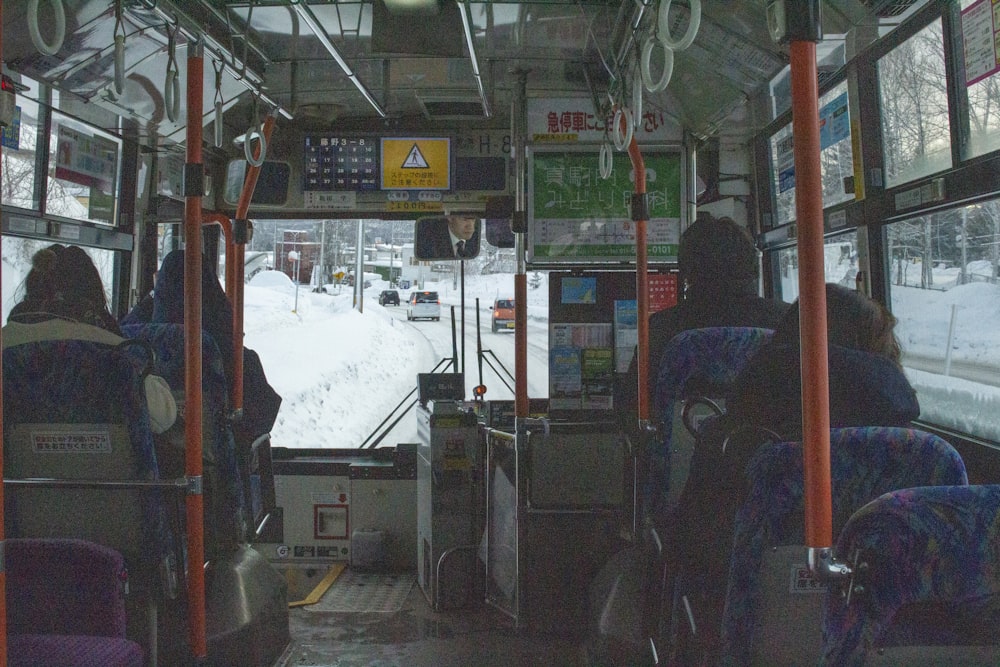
top-left (406, 291), bottom-right (441, 321)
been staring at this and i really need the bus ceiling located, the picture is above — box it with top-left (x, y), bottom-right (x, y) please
top-left (1, 0), bottom-right (928, 145)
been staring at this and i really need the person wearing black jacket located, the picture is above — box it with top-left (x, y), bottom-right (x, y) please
top-left (670, 282), bottom-right (920, 662)
top-left (617, 214), bottom-right (788, 434)
top-left (150, 249), bottom-right (282, 442)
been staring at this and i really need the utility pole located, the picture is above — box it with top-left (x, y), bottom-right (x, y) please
top-left (319, 219), bottom-right (327, 289)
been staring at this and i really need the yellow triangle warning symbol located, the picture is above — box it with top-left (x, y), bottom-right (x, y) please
top-left (402, 144), bottom-right (429, 169)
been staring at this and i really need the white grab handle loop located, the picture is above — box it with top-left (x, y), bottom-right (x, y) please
top-left (641, 34), bottom-right (674, 93)
top-left (658, 0), bottom-right (701, 52)
top-left (245, 127), bottom-right (267, 167)
top-left (599, 142), bottom-right (614, 180)
top-left (613, 107), bottom-right (634, 151)
top-left (28, 0), bottom-right (66, 57)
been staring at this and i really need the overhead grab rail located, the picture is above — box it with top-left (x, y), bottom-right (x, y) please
top-left (146, 2), bottom-right (292, 119)
top-left (292, 0), bottom-right (386, 118)
top-left (231, 108), bottom-right (279, 417)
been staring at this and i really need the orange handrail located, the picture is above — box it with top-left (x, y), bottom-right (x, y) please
top-left (790, 40), bottom-right (832, 549)
top-left (231, 113), bottom-right (277, 417)
top-left (627, 131), bottom-right (649, 424)
top-left (184, 42), bottom-right (208, 661)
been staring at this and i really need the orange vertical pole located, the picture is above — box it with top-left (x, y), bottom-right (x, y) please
top-left (512, 70), bottom-right (529, 418)
top-left (790, 40), bottom-right (832, 549)
top-left (232, 113), bottom-right (277, 415)
top-left (627, 135), bottom-right (649, 423)
top-left (184, 41), bottom-right (208, 661)
top-left (0, 0), bottom-right (8, 662)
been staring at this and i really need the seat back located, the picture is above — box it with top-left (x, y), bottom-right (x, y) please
top-left (122, 323), bottom-right (247, 549)
top-left (6, 537), bottom-right (145, 667)
top-left (824, 484), bottom-right (1000, 666)
top-left (7, 537), bottom-right (130, 637)
top-left (3, 340), bottom-right (173, 581)
top-left (649, 326), bottom-right (773, 513)
top-left (721, 427), bottom-right (968, 665)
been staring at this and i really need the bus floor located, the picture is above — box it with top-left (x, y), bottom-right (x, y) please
top-left (275, 566), bottom-right (587, 667)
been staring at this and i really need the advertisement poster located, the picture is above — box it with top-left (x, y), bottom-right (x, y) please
top-left (549, 323), bottom-right (613, 410)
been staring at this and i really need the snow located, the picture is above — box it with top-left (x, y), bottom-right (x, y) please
top-left (2, 232), bottom-right (999, 448)
top-left (241, 270), bottom-right (550, 447)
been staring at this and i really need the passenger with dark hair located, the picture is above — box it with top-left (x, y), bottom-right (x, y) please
top-left (617, 214), bottom-right (788, 431)
top-left (670, 283), bottom-right (919, 662)
top-left (150, 249), bottom-right (281, 442)
top-left (3, 244), bottom-right (177, 433)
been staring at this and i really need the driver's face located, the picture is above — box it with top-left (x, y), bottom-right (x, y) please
top-left (448, 216), bottom-right (477, 240)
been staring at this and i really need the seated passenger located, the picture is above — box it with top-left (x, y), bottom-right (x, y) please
top-left (617, 214), bottom-right (787, 435)
top-left (150, 249), bottom-right (281, 443)
top-left (2, 245), bottom-right (177, 433)
top-left (669, 283), bottom-right (919, 661)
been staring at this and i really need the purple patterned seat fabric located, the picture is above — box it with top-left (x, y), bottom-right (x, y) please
top-left (7, 537), bottom-right (143, 667)
top-left (721, 427), bottom-right (968, 665)
top-left (648, 327), bottom-right (773, 505)
top-left (823, 484), bottom-right (1000, 665)
top-left (8, 634), bottom-right (143, 667)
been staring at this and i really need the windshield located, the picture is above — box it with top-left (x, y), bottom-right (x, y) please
top-left (415, 293), bottom-right (438, 303)
top-left (496, 300), bottom-right (514, 309)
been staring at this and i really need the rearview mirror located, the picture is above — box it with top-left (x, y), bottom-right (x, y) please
top-left (414, 215), bottom-right (481, 261)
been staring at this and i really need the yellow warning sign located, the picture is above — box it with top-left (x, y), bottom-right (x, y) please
top-left (381, 137), bottom-right (451, 190)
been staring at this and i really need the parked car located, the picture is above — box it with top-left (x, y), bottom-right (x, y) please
top-left (491, 298), bottom-right (515, 332)
top-left (378, 289), bottom-right (400, 306)
top-left (407, 291), bottom-right (441, 321)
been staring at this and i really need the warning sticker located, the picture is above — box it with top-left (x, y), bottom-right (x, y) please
top-left (31, 428), bottom-right (113, 454)
top-left (788, 564), bottom-right (828, 593)
top-left (381, 137), bottom-right (450, 190)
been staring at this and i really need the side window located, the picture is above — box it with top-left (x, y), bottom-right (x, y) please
top-left (878, 19), bottom-right (951, 188)
top-left (885, 201), bottom-right (1000, 441)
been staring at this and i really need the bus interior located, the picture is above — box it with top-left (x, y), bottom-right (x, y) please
top-left (3, 0), bottom-right (1000, 665)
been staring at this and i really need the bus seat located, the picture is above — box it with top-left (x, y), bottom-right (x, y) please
top-left (589, 327), bottom-right (773, 665)
top-left (6, 537), bottom-right (144, 667)
top-left (721, 427), bottom-right (968, 666)
top-left (2, 339), bottom-right (177, 584)
top-left (823, 484), bottom-right (1000, 666)
top-left (122, 323), bottom-right (248, 549)
top-left (650, 326), bottom-right (773, 514)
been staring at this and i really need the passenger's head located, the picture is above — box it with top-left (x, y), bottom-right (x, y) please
top-left (773, 283), bottom-right (902, 364)
top-left (14, 244), bottom-right (119, 333)
top-left (151, 249), bottom-right (235, 375)
top-left (678, 215), bottom-right (758, 291)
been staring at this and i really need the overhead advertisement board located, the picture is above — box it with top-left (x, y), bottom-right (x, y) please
top-left (527, 145), bottom-right (683, 265)
top-left (381, 137), bottom-right (451, 190)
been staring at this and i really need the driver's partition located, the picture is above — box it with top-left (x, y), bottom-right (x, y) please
top-left (484, 419), bottom-right (627, 634)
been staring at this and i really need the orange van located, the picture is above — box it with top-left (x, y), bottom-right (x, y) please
top-left (491, 298), bottom-right (515, 333)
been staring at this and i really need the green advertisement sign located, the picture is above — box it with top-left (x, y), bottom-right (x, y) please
top-left (528, 148), bottom-right (682, 263)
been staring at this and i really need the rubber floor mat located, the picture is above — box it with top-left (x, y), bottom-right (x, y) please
top-left (305, 570), bottom-right (415, 613)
